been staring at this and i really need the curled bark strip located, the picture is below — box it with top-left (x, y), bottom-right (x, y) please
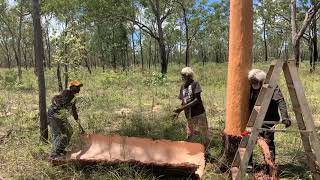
top-left (256, 137), bottom-right (279, 180)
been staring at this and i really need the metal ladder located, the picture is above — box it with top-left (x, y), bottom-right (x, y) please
top-left (230, 60), bottom-right (320, 180)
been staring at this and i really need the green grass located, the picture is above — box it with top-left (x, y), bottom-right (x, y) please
top-left (0, 62), bottom-right (319, 179)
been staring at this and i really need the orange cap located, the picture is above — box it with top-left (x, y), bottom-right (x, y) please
top-left (68, 80), bottom-right (83, 87)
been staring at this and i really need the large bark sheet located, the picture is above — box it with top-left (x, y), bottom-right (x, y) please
top-left (64, 134), bottom-right (205, 178)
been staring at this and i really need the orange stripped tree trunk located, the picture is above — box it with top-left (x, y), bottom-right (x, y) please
top-left (219, 0), bottom-right (253, 170)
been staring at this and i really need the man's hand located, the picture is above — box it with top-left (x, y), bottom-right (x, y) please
top-left (282, 119), bottom-right (291, 128)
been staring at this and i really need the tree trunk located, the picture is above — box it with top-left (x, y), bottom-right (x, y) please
top-left (7, 55), bottom-right (11, 69)
top-left (263, 21), bottom-right (268, 62)
top-left (140, 29), bottom-right (144, 70)
top-left (310, 2), bottom-right (317, 72)
top-left (17, 0), bottom-right (24, 82)
top-left (84, 54), bottom-right (92, 74)
top-left (132, 30), bottom-right (136, 67)
top-left (291, 0), bottom-right (300, 66)
top-left (220, 0), bottom-right (253, 170)
top-left (64, 64), bottom-right (68, 89)
top-left (46, 22), bottom-right (51, 70)
top-left (181, 3), bottom-right (190, 66)
top-left (33, 0), bottom-right (48, 142)
top-left (179, 39), bottom-right (182, 65)
top-left (57, 64), bottom-right (63, 92)
top-left (64, 19), bottom-right (69, 89)
top-left (3, 42), bottom-right (11, 68)
top-left (112, 29), bottom-right (117, 70)
top-left (154, 38), bottom-right (157, 69)
top-left (149, 37), bottom-right (152, 69)
top-left (23, 43), bottom-right (28, 69)
top-left (154, 0), bottom-right (168, 75)
top-left (126, 42), bottom-right (130, 69)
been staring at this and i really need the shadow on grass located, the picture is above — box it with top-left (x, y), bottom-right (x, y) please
top-left (278, 163), bottom-right (311, 179)
top-left (71, 163), bottom-right (199, 180)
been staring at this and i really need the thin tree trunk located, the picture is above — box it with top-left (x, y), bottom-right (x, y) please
top-left (112, 28), bottom-right (117, 70)
top-left (154, 38), bottom-right (157, 69)
top-left (291, 0), bottom-right (300, 66)
top-left (3, 43), bottom-right (11, 68)
top-left (132, 30), bottom-right (136, 67)
top-left (140, 29), bottom-right (144, 70)
top-left (126, 43), bottom-right (130, 69)
top-left (84, 54), bottom-right (92, 74)
top-left (33, 0), bottom-right (48, 142)
top-left (64, 19), bottom-right (69, 89)
top-left (23, 43), bottom-right (28, 69)
top-left (46, 22), bottom-right (51, 69)
top-left (17, 0), bottom-right (24, 82)
top-left (181, 3), bottom-right (190, 66)
top-left (310, 2), bottom-right (317, 72)
top-left (149, 38), bottom-right (152, 70)
top-left (57, 64), bottom-right (63, 91)
top-left (263, 21), bottom-right (268, 61)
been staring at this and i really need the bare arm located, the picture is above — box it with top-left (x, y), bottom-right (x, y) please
top-left (174, 93), bottom-right (201, 113)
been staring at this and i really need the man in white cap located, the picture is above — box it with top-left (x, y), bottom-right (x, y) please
top-left (248, 69), bottom-right (291, 161)
top-left (174, 67), bottom-right (209, 148)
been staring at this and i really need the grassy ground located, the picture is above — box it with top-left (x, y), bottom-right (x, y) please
top-left (0, 62), bottom-right (319, 179)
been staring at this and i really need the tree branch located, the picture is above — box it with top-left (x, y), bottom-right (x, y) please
top-left (160, 8), bottom-right (172, 23)
top-left (123, 16), bottom-right (159, 40)
top-left (148, 0), bottom-right (157, 16)
top-left (296, 1), bottom-right (320, 42)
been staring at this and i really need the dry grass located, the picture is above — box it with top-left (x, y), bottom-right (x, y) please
top-left (0, 62), bottom-right (319, 179)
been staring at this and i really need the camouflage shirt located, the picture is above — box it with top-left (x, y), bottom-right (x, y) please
top-left (50, 90), bottom-right (78, 120)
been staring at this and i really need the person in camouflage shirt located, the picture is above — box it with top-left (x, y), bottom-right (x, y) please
top-left (248, 69), bottom-right (291, 161)
top-left (47, 80), bottom-right (83, 160)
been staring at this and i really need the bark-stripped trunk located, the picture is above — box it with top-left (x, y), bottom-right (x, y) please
top-left (220, 0), bottom-right (253, 170)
